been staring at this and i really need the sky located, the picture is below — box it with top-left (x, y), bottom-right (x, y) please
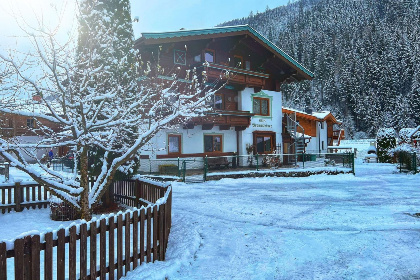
top-left (130, 0), bottom-right (290, 37)
top-left (0, 0), bottom-right (291, 49)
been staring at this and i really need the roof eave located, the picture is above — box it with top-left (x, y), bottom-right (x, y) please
top-left (136, 25), bottom-right (314, 80)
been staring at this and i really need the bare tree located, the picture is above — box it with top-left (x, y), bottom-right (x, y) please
top-left (0, 0), bottom-right (220, 220)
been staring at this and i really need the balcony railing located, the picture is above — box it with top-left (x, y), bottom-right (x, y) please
top-left (0, 128), bottom-right (14, 137)
top-left (204, 63), bottom-right (269, 88)
top-left (191, 110), bottom-right (253, 128)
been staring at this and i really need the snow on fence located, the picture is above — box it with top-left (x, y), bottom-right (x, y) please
top-left (0, 182), bottom-right (50, 213)
top-left (0, 179), bottom-right (173, 280)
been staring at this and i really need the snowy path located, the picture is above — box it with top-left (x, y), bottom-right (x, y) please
top-left (125, 163), bottom-right (420, 279)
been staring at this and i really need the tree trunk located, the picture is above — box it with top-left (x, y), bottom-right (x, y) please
top-left (79, 145), bottom-right (92, 221)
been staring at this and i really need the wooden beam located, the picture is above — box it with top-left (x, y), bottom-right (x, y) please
top-left (219, 125), bottom-right (231, 130)
top-left (202, 124), bottom-right (214, 130)
top-left (228, 35), bottom-right (248, 53)
top-left (183, 122), bottom-right (194, 129)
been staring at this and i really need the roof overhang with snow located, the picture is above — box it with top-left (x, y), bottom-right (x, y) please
top-left (282, 107), bottom-right (341, 124)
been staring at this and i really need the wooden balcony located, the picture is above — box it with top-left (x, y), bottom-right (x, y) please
top-left (333, 129), bottom-right (345, 140)
top-left (204, 63), bottom-right (269, 88)
top-left (330, 129), bottom-right (345, 146)
top-left (190, 110), bottom-right (253, 130)
top-left (0, 128), bottom-right (14, 137)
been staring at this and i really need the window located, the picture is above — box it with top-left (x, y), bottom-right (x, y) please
top-left (214, 93), bottom-right (223, 110)
top-left (233, 55), bottom-right (243, 68)
top-left (253, 97), bottom-right (270, 116)
top-left (256, 136), bottom-right (273, 153)
top-left (254, 132), bottom-right (275, 154)
top-left (204, 49), bottom-right (215, 63)
top-left (194, 54), bottom-right (201, 62)
top-left (245, 60), bottom-right (251, 70)
top-left (27, 118), bottom-right (35, 128)
top-left (168, 134), bottom-right (181, 154)
top-left (174, 49), bottom-right (186, 65)
top-left (204, 135), bottom-right (222, 153)
top-left (320, 122), bottom-right (325, 129)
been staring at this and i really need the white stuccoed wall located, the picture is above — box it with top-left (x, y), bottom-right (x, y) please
top-left (238, 88), bottom-right (283, 155)
top-left (139, 124), bottom-right (238, 172)
top-left (146, 125), bottom-right (237, 156)
top-left (139, 87), bottom-right (283, 172)
top-left (305, 120), bottom-right (328, 154)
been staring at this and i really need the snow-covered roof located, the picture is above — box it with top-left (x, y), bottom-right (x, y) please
top-left (0, 99), bottom-right (63, 117)
top-left (282, 107), bottom-right (341, 124)
top-left (408, 125), bottom-right (420, 139)
top-left (312, 111), bottom-right (330, 119)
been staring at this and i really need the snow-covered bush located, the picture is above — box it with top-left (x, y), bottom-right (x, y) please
top-left (398, 128), bottom-right (414, 144)
top-left (376, 128), bottom-right (396, 163)
top-left (353, 131), bottom-right (369, 140)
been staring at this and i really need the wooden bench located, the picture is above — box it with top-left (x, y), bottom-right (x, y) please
top-left (207, 157), bottom-right (230, 169)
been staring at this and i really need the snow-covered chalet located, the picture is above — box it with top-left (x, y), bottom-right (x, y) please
top-left (134, 25), bottom-right (314, 170)
top-left (282, 107), bottom-right (345, 156)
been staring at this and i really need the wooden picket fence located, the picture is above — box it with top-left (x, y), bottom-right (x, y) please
top-left (0, 182), bottom-right (50, 214)
top-left (0, 179), bottom-right (173, 280)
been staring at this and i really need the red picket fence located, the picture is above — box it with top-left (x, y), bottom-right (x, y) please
top-left (0, 179), bottom-right (172, 279)
top-left (0, 182), bottom-right (49, 214)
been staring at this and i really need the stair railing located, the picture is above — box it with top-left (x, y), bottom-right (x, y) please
top-left (285, 112), bottom-right (306, 164)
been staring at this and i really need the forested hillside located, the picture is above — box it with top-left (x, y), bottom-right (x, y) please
top-left (220, 0), bottom-right (420, 137)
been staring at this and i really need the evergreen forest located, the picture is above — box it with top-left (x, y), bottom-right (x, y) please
top-left (220, 0), bottom-right (420, 137)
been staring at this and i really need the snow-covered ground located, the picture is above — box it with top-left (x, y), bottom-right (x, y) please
top-left (122, 164), bottom-right (420, 280)
top-left (1, 140), bottom-right (420, 279)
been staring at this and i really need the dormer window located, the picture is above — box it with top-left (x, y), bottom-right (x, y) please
top-left (204, 49), bottom-right (215, 63)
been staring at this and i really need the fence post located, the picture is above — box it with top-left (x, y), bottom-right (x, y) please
top-left (302, 152), bottom-right (305, 168)
top-left (14, 182), bottom-right (23, 212)
top-left (203, 156), bottom-right (208, 182)
top-left (149, 159), bottom-right (152, 175)
top-left (182, 161), bottom-right (186, 183)
top-left (4, 162), bottom-right (9, 181)
top-left (135, 180), bottom-right (140, 208)
top-left (237, 153), bottom-right (240, 168)
top-left (399, 153), bottom-right (402, 173)
top-left (352, 153), bottom-right (355, 175)
top-left (177, 157), bottom-right (180, 177)
top-left (413, 153), bottom-right (417, 174)
top-left (256, 154), bottom-right (259, 171)
top-left (0, 242), bottom-right (6, 280)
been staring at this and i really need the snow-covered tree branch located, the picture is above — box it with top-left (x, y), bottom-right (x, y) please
top-left (0, 0), bottom-right (221, 220)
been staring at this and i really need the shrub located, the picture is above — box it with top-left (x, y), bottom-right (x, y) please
top-left (376, 128), bottom-right (396, 163)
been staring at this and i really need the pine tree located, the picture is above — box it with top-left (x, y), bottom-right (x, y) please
top-left (220, 0), bottom-right (420, 136)
top-left (74, 0), bottom-right (140, 219)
